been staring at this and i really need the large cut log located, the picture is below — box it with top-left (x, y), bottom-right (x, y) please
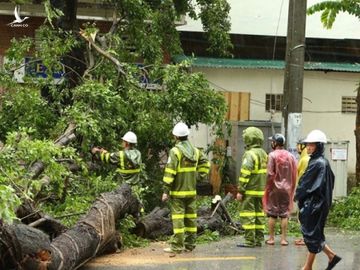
top-left (133, 207), bottom-right (172, 239)
top-left (0, 184), bottom-right (140, 270)
top-left (48, 183), bottom-right (140, 270)
top-left (0, 223), bottom-right (51, 270)
top-left (196, 206), bottom-right (225, 234)
top-left (197, 193), bottom-right (243, 234)
top-left (134, 193), bottom-right (238, 239)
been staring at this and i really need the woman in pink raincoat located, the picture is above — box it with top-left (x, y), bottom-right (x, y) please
top-left (263, 134), bottom-right (297, 246)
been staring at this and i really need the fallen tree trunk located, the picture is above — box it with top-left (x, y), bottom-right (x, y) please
top-left (133, 207), bottom-right (172, 239)
top-left (197, 193), bottom-right (236, 234)
top-left (134, 193), bottom-right (238, 239)
top-left (16, 199), bottom-right (67, 240)
top-left (0, 184), bottom-right (140, 270)
top-left (196, 206), bottom-right (225, 234)
top-left (0, 223), bottom-right (52, 270)
top-left (49, 183), bottom-right (140, 270)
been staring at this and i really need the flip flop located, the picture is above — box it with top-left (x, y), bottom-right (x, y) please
top-left (236, 243), bottom-right (255, 248)
top-left (295, 239), bottom-right (306, 246)
top-left (280, 240), bottom-right (289, 246)
top-left (265, 239), bottom-right (275, 245)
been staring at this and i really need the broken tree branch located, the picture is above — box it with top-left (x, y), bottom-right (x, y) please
top-left (79, 29), bottom-right (126, 76)
top-left (29, 123), bottom-right (77, 179)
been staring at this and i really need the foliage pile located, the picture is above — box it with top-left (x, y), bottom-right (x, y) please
top-left (328, 187), bottom-right (360, 231)
top-left (0, 0), bottom-right (232, 229)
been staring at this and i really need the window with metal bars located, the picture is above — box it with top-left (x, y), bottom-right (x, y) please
top-left (341, 96), bottom-right (357, 114)
top-left (265, 93), bottom-right (283, 112)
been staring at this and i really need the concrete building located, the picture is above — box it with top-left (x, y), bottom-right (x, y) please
top-left (175, 0), bottom-right (359, 180)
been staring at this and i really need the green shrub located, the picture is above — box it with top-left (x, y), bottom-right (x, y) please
top-left (328, 187), bottom-right (360, 230)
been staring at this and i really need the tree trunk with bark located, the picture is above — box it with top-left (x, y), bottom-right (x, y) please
top-left (134, 193), bottom-right (238, 239)
top-left (16, 199), bottom-right (67, 240)
top-left (0, 184), bottom-right (140, 270)
top-left (133, 207), bottom-right (172, 239)
top-left (51, 0), bottom-right (86, 90)
top-left (0, 223), bottom-right (52, 270)
top-left (356, 84), bottom-right (360, 187)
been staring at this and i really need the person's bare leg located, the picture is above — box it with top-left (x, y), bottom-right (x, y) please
top-left (324, 243), bottom-right (342, 267)
top-left (280, 217), bottom-right (288, 245)
top-left (323, 244), bottom-right (336, 261)
top-left (266, 217), bottom-right (276, 244)
top-left (301, 252), bottom-right (316, 270)
top-left (323, 244), bottom-right (342, 269)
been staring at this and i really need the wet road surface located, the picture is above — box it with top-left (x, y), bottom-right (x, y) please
top-left (82, 228), bottom-right (360, 270)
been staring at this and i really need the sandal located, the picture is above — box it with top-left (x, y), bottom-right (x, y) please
top-left (265, 239), bottom-right (275, 245)
top-left (295, 239), bottom-right (305, 246)
top-left (280, 240), bottom-right (289, 246)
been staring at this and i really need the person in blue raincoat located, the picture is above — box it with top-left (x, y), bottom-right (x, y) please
top-left (295, 130), bottom-right (341, 270)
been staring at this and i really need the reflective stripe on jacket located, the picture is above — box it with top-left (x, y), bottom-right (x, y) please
top-left (238, 147), bottom-right (268, 197)
top-left (163, 140), bottom-right (210, 197)
top-left (100, 148), bottom-right (142, 184)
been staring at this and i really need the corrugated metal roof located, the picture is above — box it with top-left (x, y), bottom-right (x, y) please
top-left (173, 55), bottom-right (360, 72)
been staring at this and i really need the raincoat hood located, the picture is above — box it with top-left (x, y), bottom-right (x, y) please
top-left (243, 127), bottom-right (264, 148)
top-left (310, 143), bottom-right (325, 158)
top-left (125, 149), bottom-right (142, 167)
top-left (176, 140), bottom-right (197, 161)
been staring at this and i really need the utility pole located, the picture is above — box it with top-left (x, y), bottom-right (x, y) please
top-left (282, 0), bottom-right (307, 156)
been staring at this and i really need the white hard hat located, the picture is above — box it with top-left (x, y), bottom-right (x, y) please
top-left (172, 122), bottom-right (190, 137)
top-left (122, 131), bottom-right (137, 144)
top-left (303, 129), bottom-right (327, 143)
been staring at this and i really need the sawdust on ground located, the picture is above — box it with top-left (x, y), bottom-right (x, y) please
top-left (85, 241), bottom-right (197, 267)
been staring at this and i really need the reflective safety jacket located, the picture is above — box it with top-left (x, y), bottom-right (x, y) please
top-left (163, 140), bottom-right (210, 197)
top-left (238, 147), bottom-right (268, 198)
top-left (100, 148), bottom-right (142, 184)
top-left (297, 147), bottom-right (310, 183)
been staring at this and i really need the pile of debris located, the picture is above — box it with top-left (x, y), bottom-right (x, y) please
top-left (0, 188), bottom-right (241, 270)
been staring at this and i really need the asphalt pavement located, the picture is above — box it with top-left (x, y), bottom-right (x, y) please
top-left (82, 228), bottom-right (360, 270)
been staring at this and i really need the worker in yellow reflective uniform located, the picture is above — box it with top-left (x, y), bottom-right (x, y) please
top-left (297, 139), bottom-right (310, 182)
top-left (91, 131), bottom-right (144, 210)
top-left (236, 127), bottom-right (268, 247)
top-left (162, 122), bottom-right (210, 253)
top-left (294, 139), bottom-right (310, 246)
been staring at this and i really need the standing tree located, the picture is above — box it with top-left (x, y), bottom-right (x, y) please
top-left (307, 0), bottom-right (360, 186)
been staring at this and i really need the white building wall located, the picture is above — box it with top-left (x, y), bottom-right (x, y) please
top-left (189, 67), bottom-right (358, 173)
top-left (179, 0), bottom-right (360, 174)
